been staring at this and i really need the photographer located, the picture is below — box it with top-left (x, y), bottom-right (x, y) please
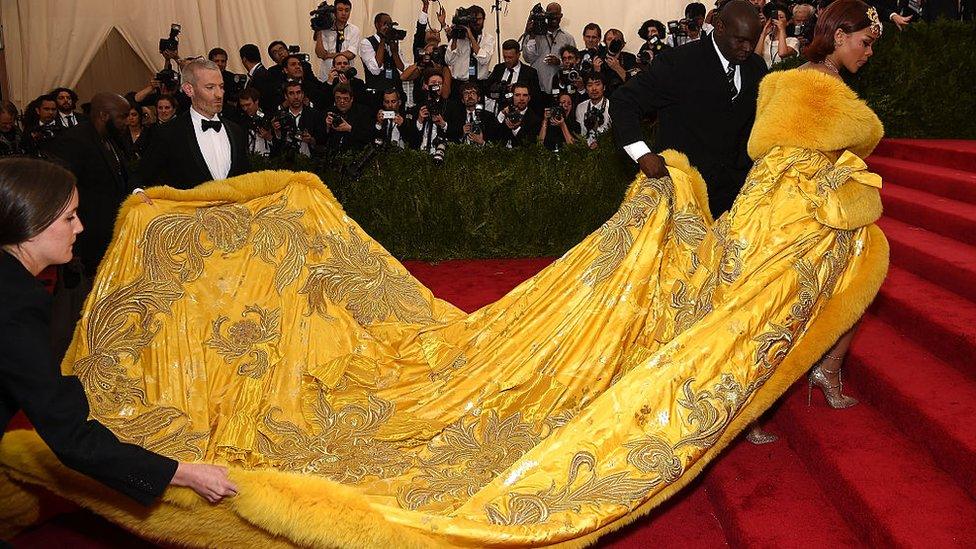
top-left (52, 88), bottom-right (86, 128)
top-left (756, 3), bottom-right (798, 67)
top-left (551, 46), bottom-right (586, 106)
top-left (788, 4), bottom-right (816, 46)
top-left (670, 2), bottom-right (711, 47)
top-left (239, 43), bottom-right (278, 115)
top-left (600, 29), bottom-right (637, 91)
top-left (155, 95), bottom-right (178, 125)
top-left (402, 39), bottom-right (452, 109)
top-left (314, 0), bottom-right (362, 80)
top-left (239, 88), bottom-right (274, 156)
top-left (485, 40), bottom-right (542, 114)
top-left (362, 13), bottom-right (407, 108)
top-left (538, 91), bottom-right (579, 151)
top-left (413, 0), bottom-right (446, 63)
top-left (325, 83), bottom-right (373, 153)
top-left (283, 53), bottom-right (329, 109)
top-left (0, 102), bottom-right (25, 156)
top-left (447, 81), bottom-right (496, 146)
top-left (272, 80), bottom-right (326, 157)
top-left (496, 83), bottom-right (541, 149)
top-left (444, 6), bottom-right (495, 94)
top-left (209, 48), bottom-right (246, 116)
top-left (324, 52), bottom-right (368, 111)
top-left (521, 2), bottom-right (576, 94)
top-left (637, 19), bottom-right (670, 68)
top-left (576, 72), bottom-right (611, 149)
top-left (374, 87), bottom-right (416, 149)
top-left (24, 94), bottom-right (62, 155)
top-left (267, 41), bottom-right (290, 83)
top-left (411, 70), bottom-right (453, 153)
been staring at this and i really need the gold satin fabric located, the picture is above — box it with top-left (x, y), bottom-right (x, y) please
top-left (1, 69), bottom-right (889, 547)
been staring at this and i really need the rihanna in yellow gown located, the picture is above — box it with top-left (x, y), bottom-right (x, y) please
top-left (0, 68), bottom-right (887, 547)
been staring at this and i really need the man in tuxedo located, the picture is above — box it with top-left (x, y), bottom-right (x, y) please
top-left (322, 53), bottom-right (368, 112)
top-left (240, 43), bottom-right (278, 115)
top-left (132, 58), bottom-right (250, 191)
top-left (324, 83), bottom-right (374, 153)
top-left (495, 83), bottom-right (542, 149)
top-left (485, 40), bottom-right (542, 114)
top-left (44, 92), bottom-right (132, 275)
top-left (446, 81), bottom-right (496, 146)
top-left (411, 71), bottom-right (453, 153)
top-left (373, 87), bottom-right (417, 149)
top-left (52, 87), bottom-right (88, 128)
top-left (611, 0), bottom-right (766, 218)
top-left (272, 80), bottom-right (327, 158)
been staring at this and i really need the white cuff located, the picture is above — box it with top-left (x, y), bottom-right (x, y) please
top-left (623, 141), bottom-right (652, 163)
top-left (419, 12), bottom-right (429, 25)
top-left (131, 187), bottom-right (146, 195)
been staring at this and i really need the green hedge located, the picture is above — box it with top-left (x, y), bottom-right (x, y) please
top-left (773, 19), bottom-right (976, 139)
top-left (254, 20), bottom-right (974, 260)
top-left (253, 136), bottom-right (640, 260)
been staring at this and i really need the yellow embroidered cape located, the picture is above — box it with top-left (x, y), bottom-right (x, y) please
top-left (0, 69), bottom-right (888, 547)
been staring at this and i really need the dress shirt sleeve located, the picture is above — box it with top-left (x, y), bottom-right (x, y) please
top-left (361, 37), bottom-right (382, 76)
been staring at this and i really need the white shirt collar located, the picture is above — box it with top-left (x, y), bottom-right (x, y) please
top-left (248, 62), bottom-right (263, 76)
top-left (710, 34), bottom-right (733, 72)
top-left (588, 97), bottom-right (607, 109)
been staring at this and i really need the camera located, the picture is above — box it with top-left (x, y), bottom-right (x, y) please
top-left (425, 85), bottom-right (445, 117)
top-left (310, 1), bottom-right (337, 32)
top-left (274, 109), bottom-right (301, 149)
top-left (545, 107), bottom-right (564, 124)
top-left (528, 4), bottom-right (549, 36)
top-left (486, 80), bottom-right (509, 101)
top-left (246, 110), bottom-right (274, 133)
top-left (159, 23), bottom-right (181, 53)
top-left (583, 106), bottom-right (605, 131)
top-left (451, 7), bottom-right (476, 39)
top-left (504, 106), bottom-right (523, 125)
top-left (330, 112), bottom-right (346, 128)
top-left (605, 38), bottom-right (625, 57)
top-left (231, 73), bottom-right (248, 93)
top-left (467, 105), bottom-right (485, 135)
top-left (155, 68), bottom-right (180, 91)
top-left (432, 139), bottom-right (447, 165)
top-left (381, 110), bottom-right (397, 121)
top-left (668, 19), bottom-right (695, 46)
top-left (288, 45), bottom-right (311, 64)
top-left (383, 22), bottom-right (408, 42)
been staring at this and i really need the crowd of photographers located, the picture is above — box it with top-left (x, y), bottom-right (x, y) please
top-left (1, 0), bottom-right (967, 166)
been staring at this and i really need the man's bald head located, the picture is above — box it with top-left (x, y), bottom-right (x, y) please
top-left (546, 2), bottom-right (562, 13)
top-left (90, 92), bottom-right (130, 135)
top-left (714, 0), bottom-right (763, 64)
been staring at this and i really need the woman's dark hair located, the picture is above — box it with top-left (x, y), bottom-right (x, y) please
top-left (0, 157), bottom-right (76, 247)
top-left (804, 0), bottom-right (872, 62)
top-left (639, 19), bottom-right (667, 41)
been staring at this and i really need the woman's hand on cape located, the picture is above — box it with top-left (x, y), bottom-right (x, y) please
top-left (172, 462), bottom-right (238, 504)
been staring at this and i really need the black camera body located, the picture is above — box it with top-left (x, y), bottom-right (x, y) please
top-left (505, 106), bottom-right (523, 125)
top-left (451, 8), bottom-right (476, 39)
top-left (528, 4), bottom-right (549, 36)
top-left (486, 80), bottom-right (509, 101)
top-left (467, 105), bottom-right (485, 135)
top-left (156, 68), bottom-right (180, 91)
top-left (426, 85), bottom-right (445, 117)
top-left (287, 45), bottom-right (311, 64)
top-left (274, 110), bottom-right (301, 148)
top-left (247, 111), bottom-right (274, 133)
top-left (383, 23), bottom-right (408, 42)
top-left (583, 106), bottom-right (605, 131)
top-left (330, 111), bottom-right (346, 129)
top-left (310, 1), bottom-right (337, 32)
top-left (159, 23), bottom-right (181, 53)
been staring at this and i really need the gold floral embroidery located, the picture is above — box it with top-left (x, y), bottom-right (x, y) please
top-left (257, 393), bottom-right (412, 483)
top-left (484, 451), bottom-right (656, 525)
top-left (582, 176), bottom-right (675, 288)
top-left (100, 407), bottom-right (208, 461)
top-left (206, 305), bottom-right (281, 379)
top-left (301, 227), bottom-right (435, 325)
top-left (398, 410), bottom-right (571, 511)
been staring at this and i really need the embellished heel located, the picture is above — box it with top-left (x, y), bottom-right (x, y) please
top-left (807, 354), bottom-right (858, 409)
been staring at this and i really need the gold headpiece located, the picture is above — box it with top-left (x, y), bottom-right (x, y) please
top-left (866, 7), bottom-right (883, 37)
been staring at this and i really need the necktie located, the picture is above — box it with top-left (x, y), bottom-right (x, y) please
top-left (201, 119), bottom-right (222, 132)
top-left (726, 64), bottom-right (737, 97)
top-left (68, 114), bottom-right (76, 127)
top-left (506, 68), bottom-right (515, 85)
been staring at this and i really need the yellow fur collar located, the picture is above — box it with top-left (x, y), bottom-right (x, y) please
top-left (747, 69), bottom-right (884, 160)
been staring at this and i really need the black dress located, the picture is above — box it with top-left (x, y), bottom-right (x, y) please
top-left (0, 250), bottom-right (177, 505)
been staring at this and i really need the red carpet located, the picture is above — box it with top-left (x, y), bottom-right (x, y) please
top-left (7, 139), bottom-right (976, 547)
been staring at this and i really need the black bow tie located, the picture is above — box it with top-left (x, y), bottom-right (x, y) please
top-left (201, 119), bottom-right (222, 132)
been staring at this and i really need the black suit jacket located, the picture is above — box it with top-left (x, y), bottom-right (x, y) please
top-left (132, 111), bottom-right (251, 191)
top-left (445, 101), bottom-right (498, 144)
top-left (324, 103), bottom-right (374, 152)
top-left (486, 62), bottom-right (544, 111)
top-left (246, 63), bottom-right (280, 115)
top-left (54, 112), bottom-right (90, 129)
top-left (495, 107), bottom-right (543, 148)
top-left (44, 122), bottom-right (130, 274)
top-left (611, 35), bottom-right (767, 217)
top-left (0, 251), bottom-right (177, 506)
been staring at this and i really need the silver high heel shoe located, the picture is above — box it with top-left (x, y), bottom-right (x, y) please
top-left (807, 354), bottom-right (858, 409)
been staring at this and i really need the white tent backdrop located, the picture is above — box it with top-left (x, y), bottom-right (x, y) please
top-left (1, 0), bottom-right (688, 108)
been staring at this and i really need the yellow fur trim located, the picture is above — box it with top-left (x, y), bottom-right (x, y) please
top-left (748, 69), bottom-right (884, 161)
top-left (553, 225), bottom-right (889, 548)
top-left (661, 149), bottom-right (715, 225)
